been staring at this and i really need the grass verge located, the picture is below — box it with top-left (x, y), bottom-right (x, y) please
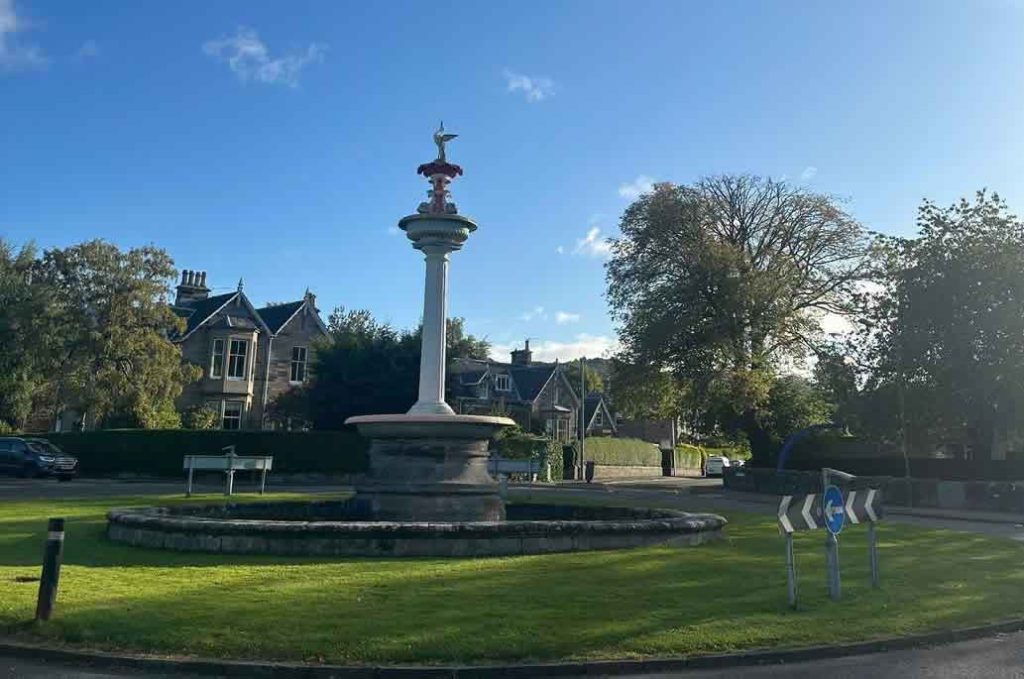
top-left (1, 491), bottom-right (1022, 665)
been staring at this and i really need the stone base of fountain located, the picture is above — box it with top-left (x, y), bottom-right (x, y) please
top-left (106, 501), bottom-right (727, 557)
top-left (346, 414), bottom-right (513, 522)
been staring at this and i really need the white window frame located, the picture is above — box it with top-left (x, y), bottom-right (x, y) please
top-left (594, 409), bottom-right (603, 426)
top-left (227, 339), bottom-right (248, 380)
top-left (495, 374), bottom-right (511, 392)
top-left (209, 338), bottom-right (225, 379)
top-left (290, 346), bottom-right (308, 384)
top-left (221, 401), bottom-right (244, 430)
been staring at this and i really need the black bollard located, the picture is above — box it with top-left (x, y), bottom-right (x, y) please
top-left (35, 517), bottom-right (65, 622)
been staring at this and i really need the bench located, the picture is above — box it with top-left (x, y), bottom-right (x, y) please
top-left (488, 457), bottom-right (550, 484)
top-left (183, 447), bottom-right (273, 497)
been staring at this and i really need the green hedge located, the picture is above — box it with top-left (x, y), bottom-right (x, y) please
top-left (578, 437), bottom-right (661, 467)
top-left (41, 430), bottom-right (369, 477)
top-left (674, 443), bottom-right (704, 470)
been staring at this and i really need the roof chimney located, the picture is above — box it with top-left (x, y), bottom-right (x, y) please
top-left (511, 339), bottom-right (533, 366)
top-left (175, 268), bottom-right (211, 306)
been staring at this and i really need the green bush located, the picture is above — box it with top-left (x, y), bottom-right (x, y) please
top-left (674, 443), bottom-right (704, 470)
top-left (41, 429), bottom-right (368, 477)
top-left (577, 437), bottom-right (661, 467)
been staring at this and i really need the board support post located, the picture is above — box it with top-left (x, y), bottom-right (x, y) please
top-left (785, 531), bottom-right (797, 609)
top-left (868, 522), bottom-right (880, 588)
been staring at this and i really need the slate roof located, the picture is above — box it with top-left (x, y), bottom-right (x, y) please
top-left (256, 301), bottom-right (304, 334)
top-left (172, 292), bottom-right (238, 337)
top-left (508, 364), bottom-right (558, 402)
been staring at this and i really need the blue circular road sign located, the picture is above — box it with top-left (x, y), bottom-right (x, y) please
top-left (823, 485), bottom-right (845, 535)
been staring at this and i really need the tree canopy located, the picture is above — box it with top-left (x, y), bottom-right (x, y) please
top-left (607, 176), bottom-right (865, 463)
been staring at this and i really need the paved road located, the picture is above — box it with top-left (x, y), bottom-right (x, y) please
top-left (4, 632), bottom-right (1024, 677)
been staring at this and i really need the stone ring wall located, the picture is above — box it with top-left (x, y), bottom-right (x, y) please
top-left (107, 501), bottom-right (727, 558)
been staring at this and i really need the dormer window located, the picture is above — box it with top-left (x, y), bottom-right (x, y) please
top-left (495, 374), bottom-right (511, 392)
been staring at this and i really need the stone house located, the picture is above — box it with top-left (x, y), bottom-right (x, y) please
top-left (171, 270), bottom-right (327, 430)
top-left (449, 342), bottom-right (584, 442)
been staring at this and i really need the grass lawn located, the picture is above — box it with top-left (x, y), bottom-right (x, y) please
top-left (1, 491), bottom-right (1023, 665)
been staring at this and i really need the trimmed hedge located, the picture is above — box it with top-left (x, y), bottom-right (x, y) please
top-left (578, 437), bottom-right (661, 467)
top-left (41, 430), bottom-right (369, 477)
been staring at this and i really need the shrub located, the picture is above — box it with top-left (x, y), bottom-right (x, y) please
top-left (577, 437), bottom-right (661, 467)
top-left (41, 429), bottom-right (368, 477)
top-left (674, 443), bottom-right (704, 470)
top-left (182, 406), bottom-right (219, 430)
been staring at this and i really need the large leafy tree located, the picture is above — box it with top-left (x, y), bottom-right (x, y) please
top-left (854, 191), bottom-right (1024, 458)
top-left (607, 176), bottom-right (865, 464)
top-left (0, 240), bottom-right (62, 429)
top-left (296, 308), bottom-right (491, 429)
top-left (38, 240), bottom-right (199, 429)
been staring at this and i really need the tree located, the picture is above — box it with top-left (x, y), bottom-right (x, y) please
top-left (306, 308), bottom-right (490, 428)
top-left (854, 191), bottom-right (1024, 458)
top-left (563, 359), bottom-right (604, 396)
top-left (607, 176), bottom-right (866, 464)
top-left (0, 240), bottom-right (60, 430)
top-left (37, 240), bottom-right (200, 429)
top-left (607, 359), bottom-right (682, 421)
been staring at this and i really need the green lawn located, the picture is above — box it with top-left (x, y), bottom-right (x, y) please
top-left (1, 491), bottom-right (1023, 665)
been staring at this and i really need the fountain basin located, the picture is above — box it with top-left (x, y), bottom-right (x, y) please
top-left (106, 501), bottom-right (727, 558)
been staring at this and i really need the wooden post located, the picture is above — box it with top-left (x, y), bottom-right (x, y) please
top-left (225, 469), bottom-right (235, 496)
top-left (259, 466), bottom-right (268, 495)
top-left (185, 459), bottom-right (194, 498)
top-left (35, 518), bottom-right (65, 622)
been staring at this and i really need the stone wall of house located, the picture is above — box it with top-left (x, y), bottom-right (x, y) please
top-left (532, 369), bottom-right (579, 440)
top-left (253, 305), bottom-right (324, 426)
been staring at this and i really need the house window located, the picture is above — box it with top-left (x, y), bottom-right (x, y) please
top-left (290, 346), bottom-right (307, 383)
top-left (495, 374), bottom-right (511, 392)
top-left (209, 339), bottom-right (224, 379)
top-left (594, 409), bottom-right (603, 426)
top-left (227, 339), bottom-right (248, 380)
top-left (222, 401), bottom-right (243, 430)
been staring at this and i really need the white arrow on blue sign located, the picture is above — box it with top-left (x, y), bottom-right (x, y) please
top-left (822, 485), bottom-right (846, 535)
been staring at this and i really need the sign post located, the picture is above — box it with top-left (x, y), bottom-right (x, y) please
top-left (844, 487), bottom-right (883, 588)
top-left (822, 484), bottom-right (845, 601)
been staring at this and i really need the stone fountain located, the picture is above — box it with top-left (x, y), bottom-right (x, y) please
top-left (346, 123), bottom-right (516, 522)
top-left (106, 126), bottom-right (726, 557)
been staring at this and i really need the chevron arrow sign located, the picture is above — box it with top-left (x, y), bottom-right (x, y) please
top-left (844, 488), bottom-right (884, 524)
top-left (777, 493), bottom-right (823, 534)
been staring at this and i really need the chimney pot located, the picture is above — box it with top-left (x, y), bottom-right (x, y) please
top-left (199, 271), bottom-right (207, 287)
top-left (181, 270), bottom-right (188, 284)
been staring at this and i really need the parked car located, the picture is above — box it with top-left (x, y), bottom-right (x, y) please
top-left (705, 455), bottom-right (731, 476)
top-left (0, 437), bottom-right (79, 480)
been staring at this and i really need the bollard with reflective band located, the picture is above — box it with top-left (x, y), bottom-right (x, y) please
top-left (35, 517), bottom-right (65, 621)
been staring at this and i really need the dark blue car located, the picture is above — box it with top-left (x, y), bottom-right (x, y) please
top-left (0, 437), bottom-right (79, 480)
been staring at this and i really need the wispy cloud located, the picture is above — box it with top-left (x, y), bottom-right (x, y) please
top-left (800, 166), bottom-right (818, 182)
top-left (203, 27), bottom-right (326, 88)
top-left (0, 0), bottom-right (47, 73)
top-left (555, 311), bottom-right (581, 325)
top-left (74, 39), bottom-right (98, 61)
top-left (489, 334), bottom-right (618, 363)
top-left (503, 68), bottom-right (555, 102)
top-left (555, 245), bottom-right (565, 255)
top-left (386, 226), bottom-right (401, 237)
top-left (574, 226), bottom-right (613, 258)
top-left (618, 175), bottom-right (656, 200)
top-left (519, 306), bottom-right (547, 322)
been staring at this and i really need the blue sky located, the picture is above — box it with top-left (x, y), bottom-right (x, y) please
top-left (4, 1), bottom-right (1024, 362)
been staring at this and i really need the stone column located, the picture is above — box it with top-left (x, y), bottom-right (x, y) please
top-left (409, 245), bottom-right (455, 415)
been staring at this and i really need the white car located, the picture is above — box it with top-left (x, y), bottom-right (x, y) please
top-left (705, 455), bottom-right (731, 476)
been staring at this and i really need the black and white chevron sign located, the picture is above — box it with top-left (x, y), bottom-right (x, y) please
top-left (844, 488), bottom-right (883, 524)
top-left (777, 494), bottom-right (822, 533)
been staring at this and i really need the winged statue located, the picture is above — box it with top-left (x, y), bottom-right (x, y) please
top-left (433, 121), bottom-right (458, 163)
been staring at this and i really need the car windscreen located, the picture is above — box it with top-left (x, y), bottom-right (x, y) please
top-left (25, 441), bottom-right (61, 454)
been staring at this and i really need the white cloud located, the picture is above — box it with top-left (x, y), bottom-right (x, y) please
top-left (203, 27), bottom-right (326, 88)
top-left (555, 311), bottom-right (581, 325)
top-left (386, 226), bottom-right (401, 237)
top-left (618, 175), bottom-right (656, 200)
top-left (0, 0), bottom-right (47, 72)
top-left (75, 39), bottom-right (98, 60)
top-left (519, 306), bottom-right (547, 322)
top-left (574, 226), bottom-right (613, 258)
top-left (490, 334), bottom-right (618, 363)
top-left (503, 68), bottom-right (555, 102)
top-left (800, 166), bottom-right (818, 182)
top-left (555, 245), bottom-right (565, 255)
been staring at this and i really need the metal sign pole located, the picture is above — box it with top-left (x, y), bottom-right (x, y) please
top-left (785, 532), bottom-right (797, 609)
top-left (868, 522), bottom-right (880, 588)
top-left (826, 531), bottom-right (841, 601)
